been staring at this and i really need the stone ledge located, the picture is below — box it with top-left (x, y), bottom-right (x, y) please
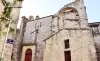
top-left (44, 28), bottom-right (91, 41)
top-left (22, 43), bottom-right (36, 46)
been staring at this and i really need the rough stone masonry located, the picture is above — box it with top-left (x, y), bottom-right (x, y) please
top-left (0, 0), bottom-right (99, 61)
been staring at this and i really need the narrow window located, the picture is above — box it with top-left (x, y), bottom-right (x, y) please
top-left (11, 53), bottom-right (13, 59)
top-left (64, 39), bottom-right (69, 49)
top-left (25, 49), bottom-right (32, 61)
top-left (64, 51), bottom-right (71, 61)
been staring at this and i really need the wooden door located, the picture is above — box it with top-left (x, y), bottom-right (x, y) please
top-left (64, 51), bottom-right (71, 61)
top-left (25, 49), bottom-right (32, 61)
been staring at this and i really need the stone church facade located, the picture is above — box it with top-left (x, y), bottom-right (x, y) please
top-left (0, 0), bottom-right (100, 61)
top-left (13, 0), bottom-right (100, 61)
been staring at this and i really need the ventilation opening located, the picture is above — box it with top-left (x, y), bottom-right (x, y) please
top-left (64, 39), bottom-right (69, 49)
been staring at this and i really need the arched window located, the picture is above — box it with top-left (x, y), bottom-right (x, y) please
top-left (59, 7), bottom-right (79, 20)
top-left (25, 49), bottom-right (32, 61)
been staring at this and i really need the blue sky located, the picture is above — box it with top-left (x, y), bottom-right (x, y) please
top-left (20, 0), bottom-right (100, 23)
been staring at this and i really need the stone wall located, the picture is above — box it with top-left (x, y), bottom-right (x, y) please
top-left (0, 0), bottom-right (23, 60)
top-left (44, 29), bottom-right (97, 61)
top-left (3, 43), bottom-right (13, 61)
top-left (23, 15), bottom-right (53, 44)
top-left (89, 22), bottom-right (100, 61)
top-left (95, 42), bottom-right (100, 61)
top-left (22, 13), bottom-right (81, 61)
top-left (23, 0), bottom-right (88, 45)
top-left (12, 16), bottom-right (31, 61)
top-left (21, 0), bottom-right (98, 61)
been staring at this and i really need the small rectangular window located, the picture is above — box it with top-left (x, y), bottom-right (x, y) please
top-left (64, 51), bottom-right (71, 61)
top-left (64, 39), bottom-right (69, 49)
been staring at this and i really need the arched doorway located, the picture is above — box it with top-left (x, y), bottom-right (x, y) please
top-left (25, 49), bottom-right (32, 61)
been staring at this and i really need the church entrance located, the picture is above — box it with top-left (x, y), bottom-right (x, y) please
top-left (25, 49), bottom-right (32, 61)
top-left (64, 51), bottom-right (71, 61)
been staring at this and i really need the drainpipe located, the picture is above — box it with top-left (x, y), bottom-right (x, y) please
top-left (1, 17), bottom-right (12, 60)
